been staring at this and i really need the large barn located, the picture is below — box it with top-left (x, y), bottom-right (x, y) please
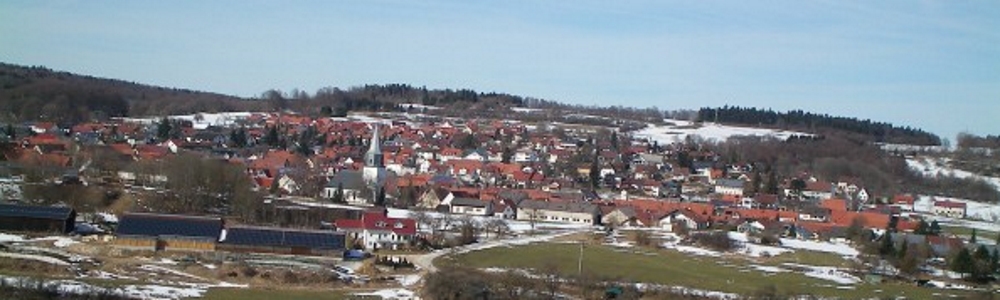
top-left (113, 213), bottom-right (223, 252)
top-left (0, 204), bottom-right (76, 234)
top-left (218, 226), bottom-right (345, 256)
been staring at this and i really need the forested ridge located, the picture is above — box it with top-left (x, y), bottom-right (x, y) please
top-left (1, 62), bottom-right (946, 147)
top-left (698, 106), bottom-right (941, 146)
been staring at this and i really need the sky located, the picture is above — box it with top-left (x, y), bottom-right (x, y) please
top-left (1, 0), bottom-right (998, 141)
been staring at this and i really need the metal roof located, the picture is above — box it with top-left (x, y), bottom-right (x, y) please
top-left (223, 226), bottom-right (344, 250)
top-left (115, 213), bottom-right (222, 240)
top-left (0, 204), bottom-right (74, 220)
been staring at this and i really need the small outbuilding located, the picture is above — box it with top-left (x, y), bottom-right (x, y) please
top-left (0, 204), bottom-right (76, 234)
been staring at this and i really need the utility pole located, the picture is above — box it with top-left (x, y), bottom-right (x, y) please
top-left (578, 240), bottom-right (584, 276)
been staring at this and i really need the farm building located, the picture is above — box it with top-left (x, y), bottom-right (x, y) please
top-left (113, 213), bottom-right (223, 252)
top-left (0, 204), bottom-right (76, 234)
top-left (218, 226), bottom-right (345, 256)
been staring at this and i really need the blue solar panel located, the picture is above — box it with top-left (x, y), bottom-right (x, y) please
top-left (224, 227), bottom-right (344, 250)
top-left (116, 213), bottom-right (222, 239)
top-left (0, 204), bottom-right (73, 220)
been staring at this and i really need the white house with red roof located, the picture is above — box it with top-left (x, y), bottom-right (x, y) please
top-left (932, 200), bottom-right (967, 219)
top-left (334, 210), bottom-right (417, 250)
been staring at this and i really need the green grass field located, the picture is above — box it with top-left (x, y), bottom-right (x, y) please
top-left (442, 243), bottom-right (976, 299)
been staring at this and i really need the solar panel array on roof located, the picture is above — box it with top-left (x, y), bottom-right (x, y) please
top-left (115, 213), bottom-right (222, 239)
top-left (0, 204), bottom-right (73, 220)
top-left (223, 227), bottom-right (344, 250)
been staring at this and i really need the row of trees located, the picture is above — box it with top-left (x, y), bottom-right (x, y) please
top-left (956, 132), bottom-right (1000, 150)
top-left (408, 210), bottom-right (512, 248)
top-left (697, 106), bottom-right (941, 146)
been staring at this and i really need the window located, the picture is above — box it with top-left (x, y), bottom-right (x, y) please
top-left (394, 222), bottom-right (404, 228)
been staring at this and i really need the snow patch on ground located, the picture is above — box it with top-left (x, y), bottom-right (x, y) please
top-left (0, 233), bottom-right (25, 242)
top-left (354, 288), bottom-right (418, 300)
top-left (511, 107), bottom-right (545, 113)
top-left (396, 274), bottom-right (421, 287)
top-left (0, 275), bottom-right (210, 300)
top-left (914, 194), bottom-right (1000, 223)
top-left (907, 157), bottom-right (1000, 193)
top-left (779, 238), bottom-right (859, 257)
top-left (124, 112), bottom-right (253, 130)
top-left (727, 232), bottom-right (793, 257)
top-left (635, 120), bottom-right (810, 144)
top-left (749, 265), bottom-right (789, 273)
top-left (0, 252), bottom-right (70, 265)
top-left (782, 263), bottom-right (860, 285)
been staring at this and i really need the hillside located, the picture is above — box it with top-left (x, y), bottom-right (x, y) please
top-left (0, 63), bottom-right (265, 125)
top-left (0, 62), bottom-right (943, 146)
top-left (697, 106), bottom-right (941, 146)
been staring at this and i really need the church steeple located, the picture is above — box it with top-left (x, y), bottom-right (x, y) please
top-left (365, 124), bottom-right (384, 168)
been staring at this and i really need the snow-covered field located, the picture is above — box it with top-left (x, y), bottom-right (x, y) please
top-left (907, 157), bottom-right (1000, 193)
top-left (0, 274), bottom-right (228, 300)
top-left (123, 112), bottom-right (254, 130)
top-left (781, 263), bottom-right (861, 285)
top-left (510, 107), bottom-right (546, 113)
top-left (914, 195), bottom-right (1000, 224)
top-left (634, 120), bottom-right (810, 144)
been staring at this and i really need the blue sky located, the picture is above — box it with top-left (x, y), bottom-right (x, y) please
top-left (2, 1), bottom-right (998, 141)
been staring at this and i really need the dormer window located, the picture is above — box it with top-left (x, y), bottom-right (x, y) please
top-left (375, 221), bottom-right (387, 227)
top-left (394, 222), bottom-right (404, 229)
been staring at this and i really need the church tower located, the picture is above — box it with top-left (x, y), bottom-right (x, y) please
top-left (363, 124), bottom-right (387, 201)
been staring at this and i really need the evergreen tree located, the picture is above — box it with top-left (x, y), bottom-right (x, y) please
top-left (332, 183), bottom-right (344, 203)
top-left (897, 240), bottom-right (908, 260)
top-left (990, 249), bottom-right (999, 276)
top-left (750, 171), bottom-right (762, 195)
top-left (764, 170), bottom-right (779, 195)
top-left (879, 233), bottom-right (895, 256)
top-left (269, 179), bottom-right (280, 195)
top-left (375, 186), bottom-right (386, 207)
top-left (914, 220), bottom-right (930, 235)
top-left (264, 125), bottom-right (280, 146)
top-left (589, 155), bottom-right (600, 189)
top-left (887, 216), bottom-right (899, 232)
top-left (951, 248), bottom-right (975, 279)
top-left (973, 245), bottom-right (992, 281)
top-left (4, 124), bottom-right (13, 139)
top-left (610, 131), bottom-right (619, 150)
top-left (501, 147), bottom-right (513, 163)
top-left (930, 220), bottom-right (942, 235)
top-left (156, 118), bottom-right (172, 140)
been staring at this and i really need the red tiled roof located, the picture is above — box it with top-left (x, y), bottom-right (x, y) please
top-left (335, 212), bottom-right (416, 235)
top-left (820, 199), bottom-right (848, 212)
top-left (933, 201), bottom-right (966, 209)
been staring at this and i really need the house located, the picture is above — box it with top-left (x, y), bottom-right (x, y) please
top-left (714, 178), bottom-right (745, 196)
top-left (450, 197), bottom-right (494, 216)
top-left (516, 200), bottom-right (599, 225)
top-left (891, 194), bottom-right (915, 211)
top-left (797, 207), bottom-right (831, 222)
top-left (218, 226), bottom-right (345, 256)
top-left (335, 210), bottom-right (417, 250)
top-left (601, 206), bottom-right (648, 227)
top-left (932, 201), bottom-right (966, 219)
top-left (658, 209), bottom-right (709, 232)
top-left (802, 181), bottom-right (834, 200)
top-left (417, 187), bottom-right (453, 210)
top-left (113, 213), bottom-right (223, 252)
top-left (0, 204), bottom-right (76, 234)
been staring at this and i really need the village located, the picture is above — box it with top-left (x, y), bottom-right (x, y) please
top-left (1, 107), bottom-right (999, 299)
